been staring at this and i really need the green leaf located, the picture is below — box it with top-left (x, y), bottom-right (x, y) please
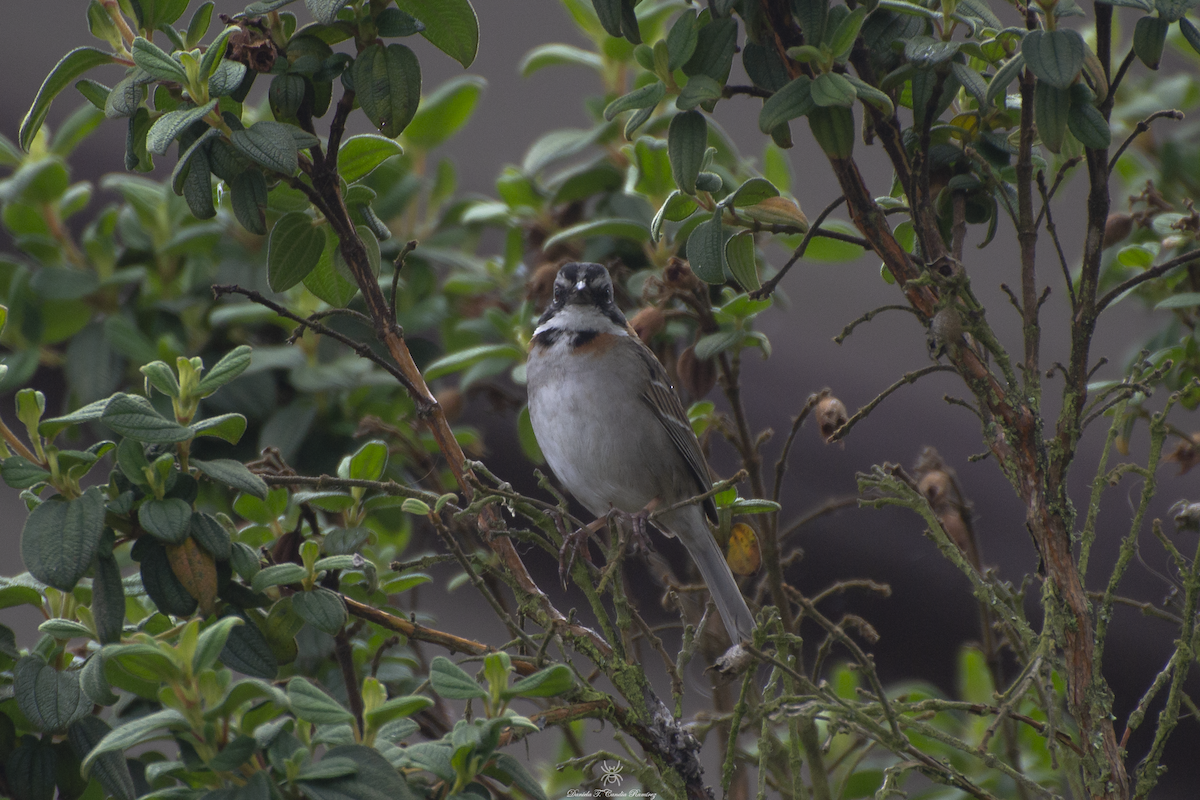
top-left (683, 16), bottom-right (736, 82)
top-left (811, 73), bottom-right (857, 108)
top-left (102, 392), bottom-right (192, 443)
top-left (231, 121), bottom-right (299, 174)
top-left (92, 554), bottom-right (126, 644)
top-left (349, 440), bottom-right (388, 481)
top-left (20, 48), bottom-right (118, 151)
top-left (403, 75), bottom-right (487, 150)
top-left (131, 37), bottom-right (187, 83)
top-left (139, 539), bottom-right (198, 616)
top-left (139, 498), bottom-right (194, 545)
top-left (519, 44), bottom-right (603, 76)
top-left (40, 618), bottom-right (93, 639)
top-left (517, 404), bottom-right (544, 463)
top-left (252, 563), bottom-right (308, 593)
top-left (668, 110), bottom-right (707, 195)
top-left (291, 587), bottom-right (348, 635)
top-left (190, 512), bottom-right (232, 560)
top-left (604, 81), bottom-right (666, 121)
top-left (195, 345), bottom-right (252, 396)
top-left (725, 232), bottom-right (759, 292)
top-left (14, 656), bottom-right (94, 733)
top-left (193, 458), bottom-right (269, 499)
top-left (758, 76), bottom-right (814, 133)
top-left (353, 43), bottom-right (422, 138)
top-left (378, 7), bottom-right (425, 36)
top-left (297, 756), bottom-right (359, 781)
top-left (231, 169), bottom-right (268, 235)
top-left (486, 753), bottom-right (549, 800)
top-left (1067, 100), bottom-right (1111, 149)
top-left (542, 218), bottom-right (650, 250)
top-left (1021, 29), bottom-right (1084, 89)
top-left (430, 656), bottom-right (487, 699)
top-left (339, 134), bottom-right (404, 182)
top-left (186, 2), bottom-right (215, 48)
top-left (2, 456), bottom-right (52, 489)
top-left (288, 677), bottom-right (356, 725)
top-left (986, 52), bottom-right (1025, 108)
top-left (199, 25), bottom-right (238, 85)
top-left (1034, 81), bottom-right (1070, 154)
top-left (509, 664), bottom-right (574, 697)
top-left (1181, 17), bottom-right (1200, 57)
top-left (829, 7), bottom-right (867, 61)
top-left (365, 695), bottom-right (434, 728)
top-left (193, 616), bottom-right (243, 673)
top-left (21, 488), bottom-right (106, 591)
top-left (307, 0), bottom-right (351, 25)
top-left (299, 745), bottom-right (417, 800)
top-left (695, 330), bottom-right (741, 360)
top-left (1156, 292), bottom-right (1200, 309)
top-left (304, 229), bottom-right (359, 307)
top-left (146, 100), bottom-right (217, 155)
top-left (1118, 243), bottom-right (1156, 268)
top-left (667, 9), bottom-right (699, 71)
top-left (5, 740), bottom-right (56, 800)
top-left (1133, 15), bottom-right (1170, 69)
top-left (191, 413), bottom-right (248, 443)
top-left (67, 717), bottom-right (136, 800)
top-left (220, 615), bottom-right (278, 679)
top-left (676, 74), bottom-right (723, 110)
top-left (81, 709), bottom-right (188, 776)
top-left (394, 0), bottom-right (479, 67)
top-left (650, 190), bottom-right (698, 241)
top-left (687, 211), bottom-right (726, 284)
top-left (268, 212), bottom-right (325, 291)
top-left (730, 177), bottom-right (780, 207)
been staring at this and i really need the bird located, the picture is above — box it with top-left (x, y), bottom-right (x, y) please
top-left (525, 262), bottom-right (756, 646)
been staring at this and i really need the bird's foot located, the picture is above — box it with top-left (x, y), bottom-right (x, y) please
top-left (615, 499), bottom-right (660, 555)
top-left (557, 515), bottom-right (605, 587)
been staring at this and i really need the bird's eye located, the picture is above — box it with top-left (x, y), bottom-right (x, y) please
top-left (553, 285), bottom-right (563, 300)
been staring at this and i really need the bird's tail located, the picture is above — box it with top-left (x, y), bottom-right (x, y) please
top-left (665, 509), bottom-right (756, 644)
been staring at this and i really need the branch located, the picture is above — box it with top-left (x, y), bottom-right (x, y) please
top-left (212, 284), bottom-right (429, 405)
top-left (772, 389), bottom-right (830, 503)
top-left (828, 365), bottom-right (956, 443)
top-left (722, 84), bottom-right (772, 99)
top-left (1096, 249), bottom-right (1200, 312)
top-left (1108, 110), bottom-right (1185, 173)
top-left (1102, 48), bottom-right (1138, 115)
top-left (833, 304), bottom-right (922, 344)
top-left (1037, 171), bottom-right (1077, 311)
top-left (750, 195), bottom-right (846, 299)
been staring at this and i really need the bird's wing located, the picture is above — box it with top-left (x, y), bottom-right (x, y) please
top-left (633, 341), bottom-right (718, 523)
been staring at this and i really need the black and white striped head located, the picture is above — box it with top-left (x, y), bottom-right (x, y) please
top-left (537, 263), bottom-right (626, 329)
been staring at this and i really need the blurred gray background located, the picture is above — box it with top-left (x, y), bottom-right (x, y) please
top-left (3, 0), bottom-right (1198, 794)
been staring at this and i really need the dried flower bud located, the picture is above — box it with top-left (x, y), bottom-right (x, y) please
top-left (663, 257), bottom-right (702, 292)
top-left (928, 306), bottom-right (964, 358)
top-left (735, 196), bottom-right (809, 230)
top-left (1103, 213), bottom-right (1134, 250)
top-left (436, 388), bottom-right (464, 422)
top-left (629, 306), bottom-right (667, 343)
top-left (527, 262), bottom-right (560, 308)
top-left (815, 396), bottom-right (848, 443)
top-left (1172, 500), bottom-right (1200, 532)
top-left (677, 345), bottom-right (717, 398)
top-left (1165, 433), bottom-right (1200, 475)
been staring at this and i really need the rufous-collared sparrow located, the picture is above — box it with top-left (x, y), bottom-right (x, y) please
top-left (526, 262), bottom-right (755, 644)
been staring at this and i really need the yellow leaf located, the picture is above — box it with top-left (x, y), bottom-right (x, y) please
top-left (167, 538), bottom-right (218, 617)
top-left (726, 522), bottom-right (761, 576)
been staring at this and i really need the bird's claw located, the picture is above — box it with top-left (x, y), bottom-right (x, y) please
top-left (558, 516), bottom-right (604, 587)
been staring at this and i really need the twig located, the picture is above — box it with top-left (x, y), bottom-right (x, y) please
top-left (648, 470), bottom-right (749, 521)
top-left (1096, 249), bottom-right (1200, 312)
top-left (389, 240), bottom-right (418, 323)
top-left (260, 473), bottom-right (449, 507)
top-left (771, 389), bottom-right (830, 503)
top-left (1033, 157), bottom-right (1083, 231)
top-left (1102, 48), bottom-right (1138, 113)
top-left (334, 628), bottom-right (364, 732)
top-left (751, 196), bottom-right (846, 299)
top-left (342, 596), bottom-right (541, 675)
top-left (833, 304), bottom-right (922, 344)
top-left (829, 365), bottom-right (956, 442)
top-left (212, 284), bottom-right (427, 401)
top-left (723, 84), bottom-right (772, 99)
top-left (1037, 171), bottom-right (1077, 310)
top-left (1083, 591), bottom-right (1182, 625)
top-left (778, 497), bottom-right (860, 543)
top-left (1109, 110), bottom-right (1184, 173)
